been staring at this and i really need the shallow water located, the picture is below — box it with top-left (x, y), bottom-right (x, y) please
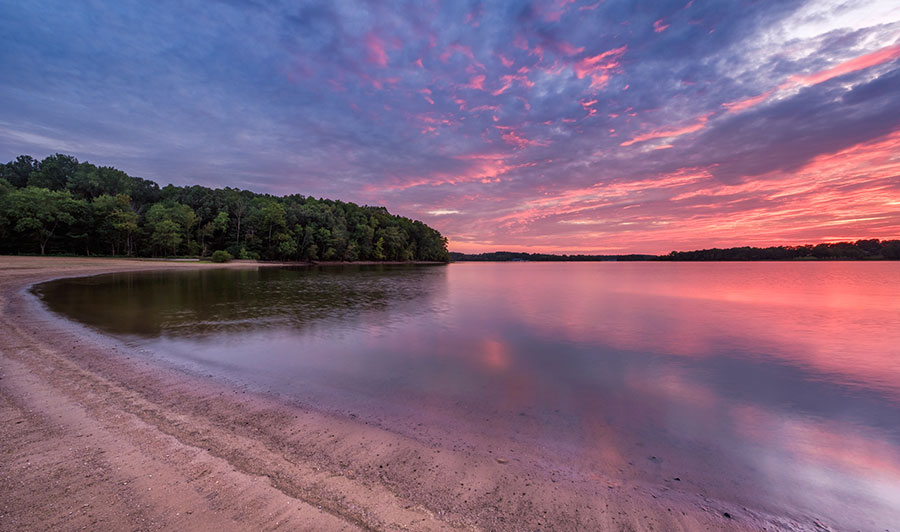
top-left (36, 262), bottom-right (900, 529)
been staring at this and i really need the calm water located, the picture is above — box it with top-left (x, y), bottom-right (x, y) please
top-left (36, 262), bottom-right (900, 529)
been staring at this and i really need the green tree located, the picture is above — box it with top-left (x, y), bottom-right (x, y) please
top-left (0, 155), bottom-right (38, 188)
top-left (258, 200), bottom-right (286, 249)
top-left (2, 187), bottom-right (81, 254)
top-left (68, 164), bottom-right (133, 200)
top-left (145, 202), bottom-right (195, 256)
top-left (0, 178), bottom-right (13, 249)
top-left (378, 226), bottom-right (406, 260)
top-left (211, 210), bottom-right (229, 233)
top-left (353, 222), bottom-right (375, 260)
top-left (151, 219), bottom-right (182, 256)
top-left (373, 236), bottom-right (385, 260)
top-left (28, 154), bottom-right (79, 190)
top-left (226, 190), bottom-right (248, 246)
top-left (883, 241), bottom-right (900, 260)
top-left (276, 233), bottom-right (298, 259)
top-left (93, 194), bottom-right (139, 255)
top-left (345, 241), bottom-right (359, 262)
top-left (300, 225), bottom-right (319, 260)
top-left (197, 210), bottom-right (229, 256)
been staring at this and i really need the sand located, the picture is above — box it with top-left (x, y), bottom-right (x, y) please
top-left (0, 256), bottom-right (813, 531)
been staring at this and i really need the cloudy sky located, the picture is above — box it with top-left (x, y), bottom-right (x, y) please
top-left (1, 0), bottom-right (899, 253)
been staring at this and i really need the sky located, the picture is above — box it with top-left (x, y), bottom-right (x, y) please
top-left (1, 0), bottom-right (899, 254)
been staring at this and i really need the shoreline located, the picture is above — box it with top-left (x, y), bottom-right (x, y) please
top-left (1, 256), bottom-right (809, 531)
top-left (1, 256), bottom-right (448, 266)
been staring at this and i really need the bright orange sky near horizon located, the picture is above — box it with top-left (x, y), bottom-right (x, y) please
top-left (1, 0), bottom-right (899, 254)
top-left (449, 128), bottom-right (900, 254)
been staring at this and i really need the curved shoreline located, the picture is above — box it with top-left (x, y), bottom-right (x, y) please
top-left (1, 256), bottom-right (807, 531)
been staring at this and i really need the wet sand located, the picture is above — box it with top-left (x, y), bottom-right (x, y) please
top-left (0, 256), bottom-right (815, 531)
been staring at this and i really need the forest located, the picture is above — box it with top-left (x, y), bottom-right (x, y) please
top-left (660, 241), bottom-right (900, 260)
top-left (0, 154), bottom-right (450, 262)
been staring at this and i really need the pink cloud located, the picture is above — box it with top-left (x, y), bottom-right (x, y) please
top-left (496, 126), bottom-right (547, 149)
top-left (489, 168), bottom-right (712, 229)
top-left (722, 90), bottom-right (773, 113)
top-left (789, 43), bottom-right (900, 86)
top-left (542, 0), bottom-right (575, 22)
top-left (492, 80), bottom-right (512, 96)
top-left (359, 73), bottom-right (399, 90)
top-left (573, 45), bottom-right (627, 89)
top-left (492, 71), bottom-right (534, 95)
top-left (417, 114), bottom-right (453, 127)
top-left (381, 152), bottom-right (520, 191)
top-left (653, 19), bottom-right (670, 33)
top-left (468, 104), bottom-right (499, 113)
top-left (559, 41), bottom-right (585, 56)
top-left (440, 43), bottom-right (486, 72)
top-left (620, 112), bottom-right (711, 147)
top-left (365, 32), bottom-right (388, 67)
top-left (721, 44), bottom-right (900, 115)
top-left (464, 74), bottom-right (486, 90)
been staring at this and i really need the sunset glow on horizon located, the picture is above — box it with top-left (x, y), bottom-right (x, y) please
top-left (1, 0), bottom-right (899, 254)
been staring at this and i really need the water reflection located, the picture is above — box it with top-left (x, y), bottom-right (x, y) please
top-left (37, 265), bottom-right (446, 337)
top-left (36, 262), bottom-right (900, 529)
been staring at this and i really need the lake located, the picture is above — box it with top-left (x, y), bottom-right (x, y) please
top-left (35, 262), bottom-right (900, 530)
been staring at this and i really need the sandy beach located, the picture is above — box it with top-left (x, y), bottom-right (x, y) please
top-left (1, 256), bottom-right (817, 531)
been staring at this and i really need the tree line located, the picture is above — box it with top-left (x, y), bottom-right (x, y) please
top-left (452, 240), bottom-right (900, 261)
top-left (449, 251), bottom-right (653, 261)
top-left (0, 154), bottom-right (450, 262)
top-left (660, 240), bottom-right (900, 261)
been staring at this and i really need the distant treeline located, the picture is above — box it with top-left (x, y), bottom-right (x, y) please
top-left (0, 154), bottom-right (449, 262)
top-left (452, 240), bottom-right (900, 262)
top-left (660, 240), bottom-right (900, 261)
top-left (450, 251), bottom-right (654, 261)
